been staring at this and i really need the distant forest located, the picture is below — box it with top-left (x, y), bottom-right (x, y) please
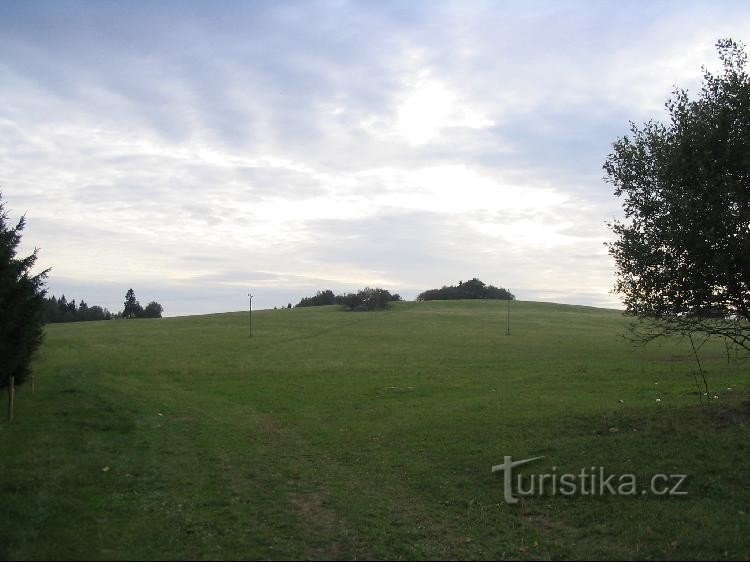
top-left (44, 295), bottom-right (112, 323)
top-left (44, 289), bottom-right (164, 323)
top-left (417, 278), bottom-right (514, 301)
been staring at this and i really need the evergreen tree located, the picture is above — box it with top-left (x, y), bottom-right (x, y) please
top-left (123, 288), bottom-right (140, 319)
top-left (78, 300), bottom-right (88, 321)
top-left (0, 194), bottom-right (48, 414)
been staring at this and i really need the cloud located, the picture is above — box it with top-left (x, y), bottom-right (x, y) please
top-left (2, 1), bottom-right (749, 314)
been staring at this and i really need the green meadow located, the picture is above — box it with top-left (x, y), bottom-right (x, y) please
top-left (1, 300), bottom-right (748, 560)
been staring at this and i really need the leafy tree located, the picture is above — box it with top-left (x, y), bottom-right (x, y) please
top-left (295, 289), bottom-right (337, 307)
top-left (338, 287), bottom-right (400, 311)
top-left (605, 38), bottom-right (750, 354)
top-left (142, 301), bottom-right (163, 318)
top-left (0, 194), bottom-right (48, 419)
top-left (87, 305), bottom-right (111, 321)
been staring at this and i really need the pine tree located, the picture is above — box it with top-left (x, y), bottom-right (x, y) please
top-left (0, 194), bottom-right (48, 420)
top-left (123, 288), bottom-right (140, 319)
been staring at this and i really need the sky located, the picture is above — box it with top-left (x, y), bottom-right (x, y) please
top-left (2, 0), bottom-right (749, 316)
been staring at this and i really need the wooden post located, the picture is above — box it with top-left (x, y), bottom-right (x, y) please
top-left (8, 376), bottom-right (15, 422)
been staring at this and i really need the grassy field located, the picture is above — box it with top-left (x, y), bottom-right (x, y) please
top-left (1, 300), bottom-right (748, 560)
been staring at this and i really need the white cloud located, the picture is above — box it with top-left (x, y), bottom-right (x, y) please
top-left (394, 76), bottom-right (494, 145)
top-left (3, 1), bottom-right (749, 313)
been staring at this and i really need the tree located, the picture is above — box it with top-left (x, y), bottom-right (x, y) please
top-left (78, 300), bottom-right (88, 320)
top-left (123, 288), bottom-right (141, 319)
top-left (295, 289), bottom-right (337, 307)
top-left (89, 305), bottom-right (111, 321)
top-left (605, 38), bottom-right (750, 355)
top-left (0, 194), bottom-right (48, 420)
top-left (142, 301), bottom-right (163, 318)
top-left (57, 294), bottom-right (74, 322)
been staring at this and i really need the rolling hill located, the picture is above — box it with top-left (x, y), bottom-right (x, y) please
top-left (1, 300), bottom-right (748, 560)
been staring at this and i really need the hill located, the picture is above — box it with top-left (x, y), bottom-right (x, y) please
top-left (1, 300), bottom-right (748, 559)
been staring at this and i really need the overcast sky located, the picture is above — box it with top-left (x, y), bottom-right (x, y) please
top-left (2, 1), bottom-right (749, 315)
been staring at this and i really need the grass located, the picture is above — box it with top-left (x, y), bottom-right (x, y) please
top-left (1, 300), bottom-right (748, 560)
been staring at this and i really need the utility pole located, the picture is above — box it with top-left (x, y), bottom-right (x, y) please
top-left (248, 293), bottom-right (253, 338)
top-left (506, 297), bottom-right (511, 336)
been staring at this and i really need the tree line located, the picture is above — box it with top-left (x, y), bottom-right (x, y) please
top-left (42, 289), bottom-right (163, 323)
top-left (44, 295), bottom-right (112, 323)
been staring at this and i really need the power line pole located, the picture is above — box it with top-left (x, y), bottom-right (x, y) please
top-left (506, 297), bottom-right (511, 336)
top-left (248, 293), bottom-right (253, 338)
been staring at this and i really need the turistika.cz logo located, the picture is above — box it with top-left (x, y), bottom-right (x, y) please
top-left (492, 456), bottom-right (688, 505)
